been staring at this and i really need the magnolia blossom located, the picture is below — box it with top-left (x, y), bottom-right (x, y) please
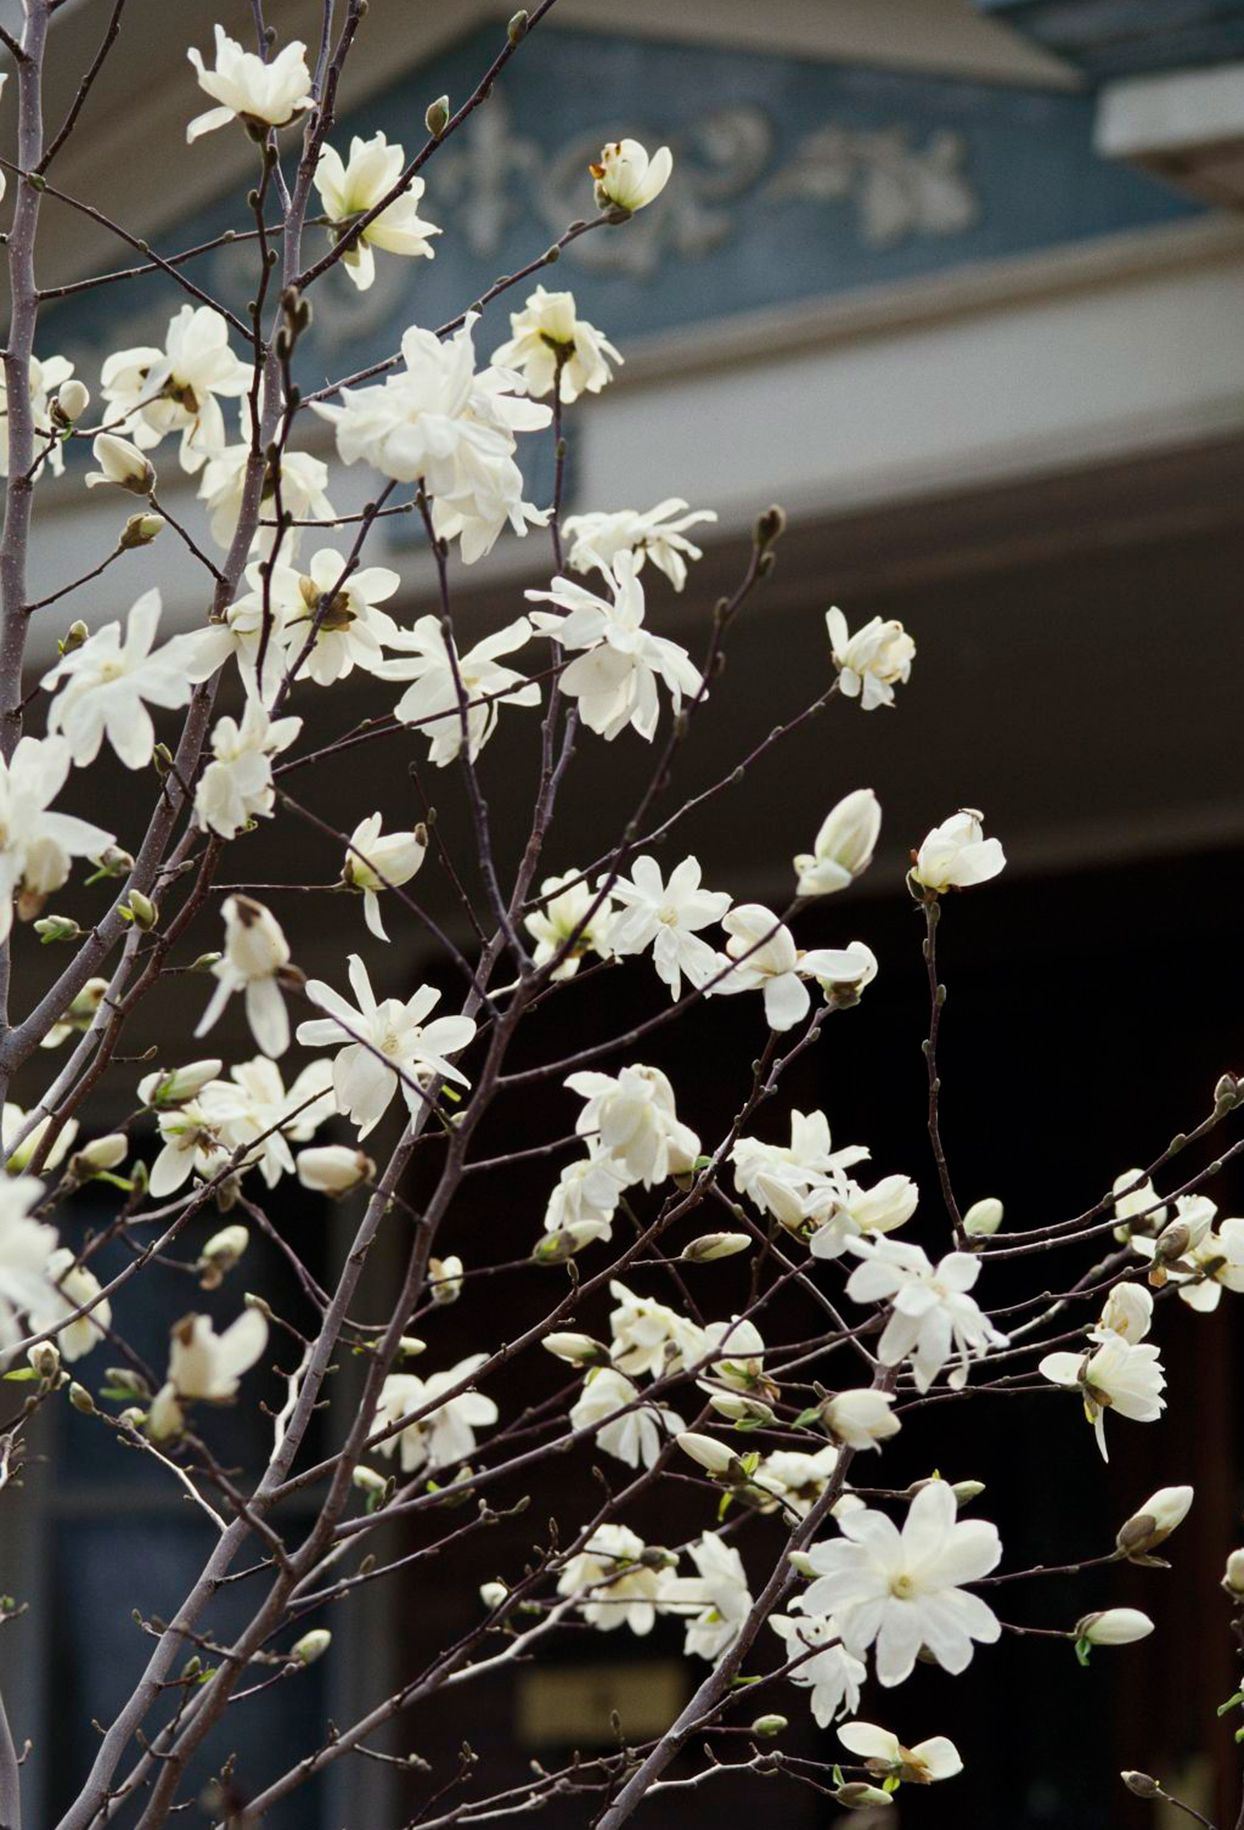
top-left (713, 904), bottom-right (875, 1032)
top-left (0, 353), bottom-right (75, 478)
top-left (804, 1482), bottom-right (1001, 1686)
top-left (732, 1109), bottom-right (868, 1228)
top-left (0, 735), bottom-right (114, 942)
top-left (591, 138), bottom-right (673, 212)
top-left (912, 810), bottom-right (1006, 893)
top-left (491, 287), bottom-right (622, 402)
top-left (296, 1144), bottom-right (373, 1195)
top-left (561, 500), bottom-right (717, 592)
top-left (1112, 1168), bottom-right (1167, 1242)
top-left (805, 1172), bottom-right (920, 1261)
top-left (138, 1059), bottom-right (222, 1109)
top-left (606, 855), bottom-right (731, 1000)
top-left (195, 896), bottom-right (294, 1058)
top-left (1129, 1196), bottom-right (1244, 1311)
top-left (315, 132), bottom-right (440, 291)
top-left (168, 1308), bottom-right (268, 1398)
top-left (661, 1531), bottom-right (752, 1662)
top-left (608, 1280), bottom-right (705, 1378)
top-left (199, 1057), bottom-right (335, 1188)
top-left (822, 1387), bottom-right (902, 1451)
top-left (1076, 1608), bottom-right (1155, 1647)
top-left (837, 1722), bottom-right (963, 1785)
top-left (845, 1239), bottom-right (1008, 1392)
top-left (770, 1609), bottom-right (866, 1727)
top-left (794, 790), bottom-right (882, 897)
top-left (198, 436), bottom-right (335, 555)
top-left (566, 1064), bottom-right (699, 1187)
top-left (342, 814), bottom-right (428, 942)
top-left (0, 1177), bottom-right (59, 1360)
top-left (826, 607), bottom-right (915, 710)
top-left (524, 872), bottom-right (614, 978)
top-left (313, 316), bottom-right (550, 563)
top-left (42, 590), bottom-right (199, 769)
top-left (1096, 1280), bottom-right (1154, 1344)
top-left (187, 27), bottom-right (312, 140)
top-left (29, 1246), bottom-right (111, 1362)
top-left (376, 616), bottom-right (539, 764)
top-left (1039, 1330), bottom-right (1166, 1460)
top-left (3, 1105), bottom-right (78, 1174)
top-left (526, 552), bottom-right (703, 742)
top-left (754, 1444), bottom-right (845, 1519)
top-left (147, 1100), bottom-right (229, 1198)
top-left (99, 306), bottom-right (249, 472)
top-left (373, 1355), bottom-right (498, 1474)
top-left (194, 700), bottom-right (301, 840)
top-left (84, 433), bottom-right (154, 494)
top-left (556, 1524), bottom-right (670, 1634)
top-left (297, 954), bottom-right (476, 1137)
top-left (40, 977), bottom-right (109, 1051)
top-left (543, 1148), bottom-right (630, 1244)
top-left (570, 1365), bottom-right (682, 1469)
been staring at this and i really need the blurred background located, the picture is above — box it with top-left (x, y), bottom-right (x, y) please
top-left (3, 0), bottom-right (1244, 1822)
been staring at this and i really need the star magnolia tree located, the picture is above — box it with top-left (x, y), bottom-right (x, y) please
top-left (0, 8), bottom-right (1237, 1828)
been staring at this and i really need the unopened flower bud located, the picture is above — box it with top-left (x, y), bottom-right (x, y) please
top-left (681, 1231), bottom-right (751, 1262)
top-left (750, 1714), bottom-right (788, 1738)
top-left (793, 789), bottom-right (881, 898)
top-left (1075, 1608), bottom-right (1154, 1646)
top-left (86, 432), bottom-right (155, 495)
top-left (787, 1550), bottom-right (817, 1577)
top-left (34, 914), bottom-right (80, 944)
top-left (425, 94), bottom-right (449, 138)
top-left (480, 1580), bottom-right (508, 1610)
top-left (397, 1336), bottom-right (427, 1360)
top-left (197, 1224), bottom-right (249, 1288)
top-left (68, 1381), bottom-right (96, 1415)
top-left (429, 1255), bottom-right (463, 1304)
top-left (707, 1391), bottom-right (775, 1428)
top-left (532, 1223), bottom-right (600, 1263)
top-left (963, 1197), bottom-right (1004, 1238)
top-left (54, 379), bottom-right (90, 423)
top-left (835, 1785), bottom-right (893, 1809)
top-left (290, 1628), bottom-right (332, 1666)
top-left (952, 1479), bottom-right (986, 1506)
top-left (124, 891), bottom-right (158, 931)
top-left (506, 9), bottom-right (529, 44)
top-left (1116, 1485), bottom-right (1193, 1561)
top-left (352, 1464), bottom-right (388, 1497)
top-left (542, 1332), bottom-right (610, 1368)
top-left (1154, 1219), bottom-right (1191, 1263)
top-left (91, 845), bottom-right (134, 879)
top-left (296, 1144), bottom-right (372, 1195)
top-left (60, 619), bottom-right (89, 655)
top-left (188, 951), bottom-right (222, 973)
top-left (1224, 1549), bottom-right (1244, 1595)
top-left (119, 512), bottom-right (166, 550)
top-left (1121, 1772), bottom-right (1163, 1800)
top-left (28, 1341), bottom-right (61, 1381)
top-left (138, 1060), bottom-right (222, 1108)
top-left (104, 1367), bottom-right (150, 1400)
top-left (676, 1431), bottom-right (742, 1478)
top-left (68, 1133), bottom-right (128, 1177)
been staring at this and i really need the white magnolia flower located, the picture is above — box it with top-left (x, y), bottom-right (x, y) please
top-left (195, 895), bottom-right (294, 1059)
top-left (770, 1608), bottom-right (866, 1727)
top-left (315, 132), bottom-right (439, 292)
top-left (137, 1060), bottom-right (223, 1109)
top-left (194, 699), bottom-right (301, 839)
top-left (42, 590), bottom-right (199, 769)
top-left (825, 607), bottom-right (915, 710)
top-left (28, 1246), bottom-right (111, 1362)
top-left (566, 1064), bottom-right (699, 1187)
top-left (342, 814), bottom-right (428, 942)
top-left (491, 287), bottom-right (621, 403)
top-left (183, 562), bottom-right (302, 701)
top-left (845, 1239), bottom-right (1008, 1392)
top-left (912, 810), bottom-right (1006, 893)
top-left (805, 1173), bottom-right (920, 1261)
top-left (570, 1365), bottom-right (682, 1469)
top-left (608, 1280), bottom-right (705, 1379)
top-left (562, 500), bottom-right (717, 593)
top-left (556, 1524), bottom-right (669, 1634)
top-left (591, 138), bottom-right (673, 213)
top-left (606, 855), bottom-right (730, 1000)
top-left (1112, 1168), bottom-right (1167, 1242)
top-left (1117, 1486), bottom-right (1193, 1559)
top-left (291, 550), bottom-right (405, 686)
top-left (199, 1057), bottom-right (334, 1188)
top-left (0, 353), bottom-right (76, 478)
top-left (165, 1308), bottom-right (269, 1400)
top-left (526, 551), bottom-right (703, 742)
top-left (837, 1721), bottom-right (963, 1785)
top-left (822, 1388), bottom-right (902, 1451)
top-left (524, 871), bottom-right (614, 978)
top-left (1128, 1197), bottom-right (1244, 1311)
top-left (0, 1178), bottom-right (58, 1360)
top-left (147, 1099), bottom-right (229, 1198)
top-left (296, 1144), bottom-right (373, 1195)
top-left (3, 1105), bottom-right (78, 1176)
top-left (373, 1354), bottom-right (498, 1474)
top-left (713, 905), bottom-right (874, 1032)
top-left (199, 436), bottom-right (336, 556)
top-left (1096, 1280), bottom-right (1154, 1343)
top-left (187, 27), bottom-right (312, 141)
top-left (313, 316), bottom-right (550, 564)
top-left (732, 1109), bottom-right (868, 1229)
top-left (794, 790), bottom-right (882, 897)
top-left (297, 954), bottom-right (476, 1137)
top-left (543, 1147), bottom-right (630, 1244)
top-left (661, 1531), bottom-right (752, 1662)
top-left (84, 433), bottom-right (155, 494)
top-left (40, 977), bottom-right (109, 1051)
top-left (754, 1444), bottom-right (845, 1519)
top-left (99, 306), bottom-right (250, 473)
top-left (376, 615), bottom-right (539, 764)
top-left (1039, 1331), bottom-right (1166, 1460)
top-left (804, 1482), bottom-right (1001, 1686)
top-left (0, 735), bottom-right (114, 942)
